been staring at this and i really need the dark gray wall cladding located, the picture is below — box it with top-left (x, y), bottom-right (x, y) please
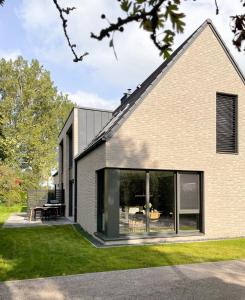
top-left (78, 108), bottom-right (112, 152)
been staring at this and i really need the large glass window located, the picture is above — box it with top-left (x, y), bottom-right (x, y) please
top-left (97, 169), bottom-right (202, 237)
top-left (119, 170), bottom-right (146, 234)
top-left (149, 171), bottom-right (175, 233)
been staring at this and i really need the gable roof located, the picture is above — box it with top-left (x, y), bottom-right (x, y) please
top-left (75, 19), bottom-right (245, 161)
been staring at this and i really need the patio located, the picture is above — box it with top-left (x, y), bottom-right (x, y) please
top-left (3, 212), bottom-right (73, 228)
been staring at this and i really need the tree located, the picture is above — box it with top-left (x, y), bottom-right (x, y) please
top-left (0, 57), bottom-right (73, 185)
top-left (1, 0), bottom-right (242, 62)
top-left (0, 113), bottom-right (7, 161)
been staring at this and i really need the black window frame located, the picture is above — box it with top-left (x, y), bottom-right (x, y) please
top-left (59, 141), bottom-right (64, 175)
top-left (67, 126), bottom-right (73, 169)
top-left (96, 167), bottom-right (204, 238)
top-left (97, 169), bottom-right (105, 233)
top-left (216, 92), bottom-right (238, 154)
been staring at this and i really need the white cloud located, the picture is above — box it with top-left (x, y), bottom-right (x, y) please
top-left (18, 0), bottom-right (162, 89)
top-left (0, 49), bottom-right (22, 60)
top-left (179, 0), bottom-right (245, 74)
top-left (68, 90), bottom-right (118, 110)
top-left (18, 0), bottom-right (245, 94)
top-left (19, 0), bottom-right (58, 30)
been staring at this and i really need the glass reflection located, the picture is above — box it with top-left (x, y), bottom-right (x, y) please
top-left (119, 170), bottom-right (146, 234)
top-left (149, 171), bottom-right (175, 232)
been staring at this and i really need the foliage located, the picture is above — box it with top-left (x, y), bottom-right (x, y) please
top-left (0, 113), bottom-right (7, 161)
top-left (0, 204), bottom-right (25, 226)
top-left (1, 1), bottom-right (245, 61)
top-left (91, 0), bottom-right (245, 59)
top-left (92, 0), bottom-right (185, 59)
top-left (0, 57), bottom-right (73, 187)
top-left (231, 12), bottom-right (245, 52)
top-left (0, 164), bottom-right (26, 205)
top-left (0, 224), bottom-right (245, 281)
top-left (50, 0), bottom-right (245, 61)
top-left (0, 56), bottom-right (73, 204)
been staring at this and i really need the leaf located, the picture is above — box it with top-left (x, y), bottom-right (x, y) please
top-left (120, 0), bottom-right (132, 12)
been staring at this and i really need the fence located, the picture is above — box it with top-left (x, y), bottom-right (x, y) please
top-left (27, 189), bottom-right (64, 209)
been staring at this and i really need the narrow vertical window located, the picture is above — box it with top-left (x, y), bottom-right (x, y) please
top-left (216, 93), bottom-right (238, 153)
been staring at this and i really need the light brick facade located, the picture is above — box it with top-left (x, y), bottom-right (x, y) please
top-left (77, 144), bottom-right (106, 233)
top-left (76, 23), bottom-right (245, 242)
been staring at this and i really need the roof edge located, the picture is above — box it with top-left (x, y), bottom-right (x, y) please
top-left (76, 106), bottom-right (114, 113)
top-left (58, 107), bottom-right (75, 138)
top-left (208, 22), bottom-right (245, 85)
top-left (73, 19), bottom-right (211, 161)
top-left (104, 19), bottom-right (211, 139)
top-left (75, 138), bottom-right (106, 162)
top-left (58, 105), bottom-right (114, 139)
top-left (73, 18), bottom-right (245, 162)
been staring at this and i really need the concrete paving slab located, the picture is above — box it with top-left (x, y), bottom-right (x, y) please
top-left (0, 260), bottom-right (244, 300)
top-left (3, 212), bottom-right (74, 228)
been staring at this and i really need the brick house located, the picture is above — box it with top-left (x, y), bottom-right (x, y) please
top-left (57, 19), bottom-right (245, 245)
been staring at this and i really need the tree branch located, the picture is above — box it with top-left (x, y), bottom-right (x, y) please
top-left (91, 0), bottom-right (184, 59)
top-left (91, 0), bottom-right (165, 41)
top-left (52, 0), bottom-right (88, 62)
top-left (214, 0), bottom-right (219, 15)
top-left (230, 14), bottom-right (245, 51)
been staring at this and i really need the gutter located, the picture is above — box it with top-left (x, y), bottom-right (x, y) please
top-left (74, 137), bottom-right (106, 162)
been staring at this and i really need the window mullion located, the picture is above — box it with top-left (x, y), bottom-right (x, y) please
top-left (146, 171), bottom-right (150, 232)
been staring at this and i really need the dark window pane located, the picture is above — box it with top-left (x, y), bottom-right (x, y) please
top-left (216, 93), bottom-right (237, 153)
top-left (179, 173), bottom-right (200, 211)
top-left (149, 171), bottom-right (175, 233)
top-left (97, 170), bottom-right (105, 233)
top-left (179, 214), bottom-right (200, 231)
top-left (60, 142), bottom-right (63, 174)
top-left (68, 127), bottom-right (73, 168)
top-left (69, 181), bottom-right (73, 216)
top-left (119, 170), bottom-right (146, 234)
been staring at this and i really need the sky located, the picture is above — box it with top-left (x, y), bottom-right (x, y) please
top-left (0, 0), bottom-right (244, 110)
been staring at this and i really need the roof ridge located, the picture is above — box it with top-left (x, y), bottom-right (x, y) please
top-left (112, 19), bottom-right (211, 116)
top-left (75, 18), bottom-right (244, 162)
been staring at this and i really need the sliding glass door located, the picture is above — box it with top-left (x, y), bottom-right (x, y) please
top-left (177, 172), bottom-right (201, 231)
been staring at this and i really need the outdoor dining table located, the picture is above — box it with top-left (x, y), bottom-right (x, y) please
top-left (43, 203), bottom-right (65, 216)
top-left (29, 206), bottom-right (48, 221)
top-left (29, 206), bottom-right (58, 221)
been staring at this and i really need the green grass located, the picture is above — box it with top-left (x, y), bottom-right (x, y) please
top-left (0, 205), bottom-right (26, 227)
top-left (0, 222), bottom-right (245, 281)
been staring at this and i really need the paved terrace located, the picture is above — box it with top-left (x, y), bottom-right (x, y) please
top-left (3, 212), bottom-right (73, 228)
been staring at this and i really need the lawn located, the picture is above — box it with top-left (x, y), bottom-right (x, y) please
top-left (0, 205), bottom-right (26, 227)
top-left (0, 206), bottom-right (245, 281)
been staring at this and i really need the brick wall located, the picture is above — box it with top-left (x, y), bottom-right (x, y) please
top-left (76, 24), bottom-right (245, 240)
top-left (76, 144), bottom-right (106, 234)
top-left (105, 25), bottom-right (245, 240)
